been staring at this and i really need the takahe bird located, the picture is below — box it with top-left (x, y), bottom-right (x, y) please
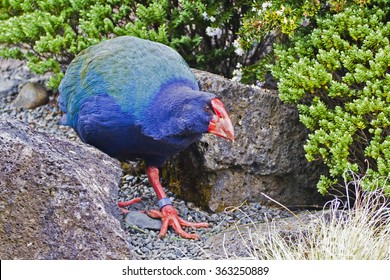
top-left (58, 36), bottom-right (234, 239)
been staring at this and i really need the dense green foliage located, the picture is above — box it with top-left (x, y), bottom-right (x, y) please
top-left (0, 0), bottom-right (252, 88)
top-left (269, 2), bottom-right (390, 195)
top-left (237, 0), bottom-right (379, 83)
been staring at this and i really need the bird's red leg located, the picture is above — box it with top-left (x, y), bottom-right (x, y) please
top-left (118, 197), bottom-right (142, 214)
top-left (145, 166), bottom-right (209, 239)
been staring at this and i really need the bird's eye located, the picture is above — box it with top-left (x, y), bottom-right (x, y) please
top-left (204, 105), bottom-right (213, 113)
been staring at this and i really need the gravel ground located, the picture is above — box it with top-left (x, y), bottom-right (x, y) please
top-left (0, 59), bottom-right (293, 259)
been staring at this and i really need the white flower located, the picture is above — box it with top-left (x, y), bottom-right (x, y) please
top-left (302, 17), bottom-right (311, 26)
top-left (202, 12), bottom-right (216, 22)
top-left (233, 39), bottom-right (244, 56)
top-left (262, 1), bottom-right (272, 10)
top-left (234, 47), bottom-right (245, 56)
top-left (205, 26), bottom-right (214, 36)
top-left (276, 5), bottom-right (285, 16)
top-left (233, 39), bottom-right (240, 48)
top-left (232, 69), bottom-right (242, 82)
top-left (206, 26), bottom-right (222, 38)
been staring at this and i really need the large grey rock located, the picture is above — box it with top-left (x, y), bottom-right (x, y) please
top-left (0, 118), bottom-right (131, 259)
top-left (163, 70), bottom-right (327, 212)
top-left (12, 82), bottom-right (49, 109)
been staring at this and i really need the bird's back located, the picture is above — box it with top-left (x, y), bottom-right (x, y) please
top-left (59, 36), bottom-right (199, 127)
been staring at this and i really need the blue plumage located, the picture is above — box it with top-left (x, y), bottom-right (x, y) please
top-left (59, 36), bottom-right (235, 239)
top-left (58, 36), bottom-right (215, 166)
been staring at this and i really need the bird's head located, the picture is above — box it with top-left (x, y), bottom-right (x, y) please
top-left (206, 98), bottom-right (235, 142)
top-left (142, 86), bottom-right (234, 143)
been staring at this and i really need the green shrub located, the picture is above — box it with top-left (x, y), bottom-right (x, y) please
top-left (270, 2), bottom-right (390, 195)
top-left (0, 0), bottom-right (251, 88)
top-left (237, 0), bottom-right (378, 83)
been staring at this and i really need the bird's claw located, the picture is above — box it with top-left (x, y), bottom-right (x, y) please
top-left (146, 205), bottom-right (209, 240)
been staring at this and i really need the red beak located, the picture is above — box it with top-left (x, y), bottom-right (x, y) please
top-left (207, 98), bottom-right (235, 142)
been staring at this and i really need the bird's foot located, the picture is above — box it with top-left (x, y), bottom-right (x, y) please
top-left (146, 205), bottom-right (209, 240)
top-left (118, 197), bottom-right (142, 214)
